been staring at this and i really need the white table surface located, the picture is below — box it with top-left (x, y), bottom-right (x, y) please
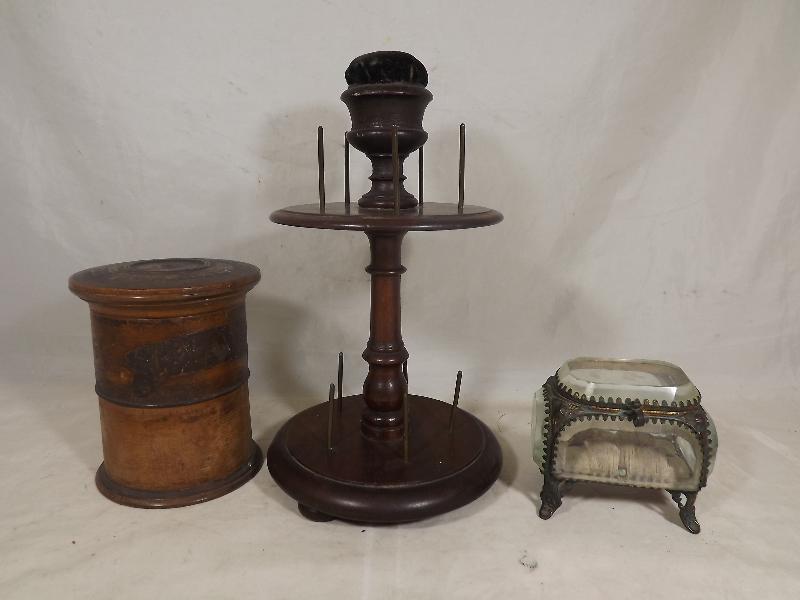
top-left (2, 373), bottom-right (798, 600)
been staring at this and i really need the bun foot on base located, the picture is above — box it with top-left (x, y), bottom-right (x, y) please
top-left (298, 504), bottom-right (335, 522)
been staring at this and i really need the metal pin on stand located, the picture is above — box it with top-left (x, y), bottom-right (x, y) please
top-left (392, 126), bottom-right (400, 216)
top-left (403, 390), bottom-right (410, 463)
top-left (449, 370), bottom-right (463, 433)
top-left (403, 359), bottom-right (409, 462)
top-left (318, 126), bottom-right (326, 212)
top-left (418, 145), bottom-right (424, 207)
top-left (327, 383), bottom-right (335, 451)
top-left (337, 352), bottom-right (344, 414)
top-left (458, 123), bottom-right (465, 213)
top-left (344, 134), bottom-right (350, 210)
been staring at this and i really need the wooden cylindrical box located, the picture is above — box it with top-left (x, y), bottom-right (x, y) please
top-left (69, 258), bottom-right (263, 508)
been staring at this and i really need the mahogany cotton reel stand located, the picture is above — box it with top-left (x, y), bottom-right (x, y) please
top-left (267, 51), bottom-right (503, 523)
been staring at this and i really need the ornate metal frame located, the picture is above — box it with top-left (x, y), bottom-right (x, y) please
top-left (537, 374), bottom-right (714, 534)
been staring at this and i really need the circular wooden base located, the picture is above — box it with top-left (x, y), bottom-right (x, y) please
top-left (95, 441), bottom-right (263, 508)
top-left (267, 395), bottom-right (502, 524)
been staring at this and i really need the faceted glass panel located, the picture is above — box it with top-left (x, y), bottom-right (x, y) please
top-left (706, 412), bottom-right (718, 475)
top-left (557, 357), bottom-right (699, 406)
top-left (553, 419), bottom-right (703, 490)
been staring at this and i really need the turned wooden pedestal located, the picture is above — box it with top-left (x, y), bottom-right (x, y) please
top-left (267, 204), bottom-right (503, 523)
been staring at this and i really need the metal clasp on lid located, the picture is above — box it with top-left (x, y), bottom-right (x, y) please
top-left (623, 400), bottom-right (647, 427)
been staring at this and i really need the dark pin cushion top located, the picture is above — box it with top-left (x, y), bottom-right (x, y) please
top-left (345, 51), bottom-right (428, 87)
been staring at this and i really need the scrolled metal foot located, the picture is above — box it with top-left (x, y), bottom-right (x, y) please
top-left (670, 491), bottom-right (700, 534)
top-left (538, 476), bottom-right (563, 520)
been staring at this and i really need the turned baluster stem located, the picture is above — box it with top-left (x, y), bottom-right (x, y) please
top-left (361, 231), bottom-right (408, 440)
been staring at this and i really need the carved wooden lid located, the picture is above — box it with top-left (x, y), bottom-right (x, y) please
top-left (68, 258), bottom-right (260, 305)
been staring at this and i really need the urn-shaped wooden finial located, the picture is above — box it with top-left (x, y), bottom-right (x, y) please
top-left (341, 51), bottom-right (432, 210)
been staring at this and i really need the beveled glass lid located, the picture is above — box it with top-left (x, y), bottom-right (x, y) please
top-left (556, 357), bottom-right (700, 407)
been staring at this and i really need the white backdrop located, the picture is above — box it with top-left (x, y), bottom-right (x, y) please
top-left (2, 2), bottom-right (799, 599)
